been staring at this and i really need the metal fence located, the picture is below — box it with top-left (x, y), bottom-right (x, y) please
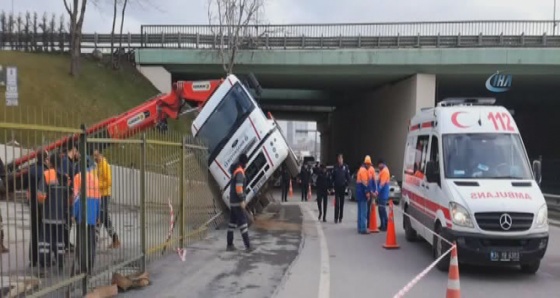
top-left (3, 20), bottom-right (560, 51)
top-left (0, 106), bottom-right (222, 297)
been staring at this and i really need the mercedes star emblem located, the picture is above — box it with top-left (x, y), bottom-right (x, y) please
top-left (499, 213), bottom-right (513, 230)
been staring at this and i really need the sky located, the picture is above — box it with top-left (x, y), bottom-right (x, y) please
top-left (0, 0), bottom-right (557, 33)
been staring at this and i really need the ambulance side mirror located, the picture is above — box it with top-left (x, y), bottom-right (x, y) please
top-left (425, 161), bottom-right (440, 185)
top-left (532, 160), bottom-right (542, 185)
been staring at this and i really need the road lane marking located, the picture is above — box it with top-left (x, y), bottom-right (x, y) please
top-left (304, 204), bottom-right (330, 298)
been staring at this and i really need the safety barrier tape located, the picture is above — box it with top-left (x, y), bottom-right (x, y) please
top-left (160, 197), bottom-right (187, 261)
top-left (388, 204), bottom-right (456, 297)
top-left (392, 245), bottom-right (455, 298)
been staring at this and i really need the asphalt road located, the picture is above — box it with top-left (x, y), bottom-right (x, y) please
top-left (274, 197), bottom-right (560, 298)
top-left (121, 204), bottom-right (303, 298)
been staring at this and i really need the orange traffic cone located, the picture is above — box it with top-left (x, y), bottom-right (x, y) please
top-left (289, 180), bottom-right (293, 198)
top-left (446, 242), bottom-right (461, 298)
top-left (307, 185), bottom-right (312, 201)
top-left (368, 201), bottom-right (379, 233)
top-left (382, 199), bottom-right (400, 249)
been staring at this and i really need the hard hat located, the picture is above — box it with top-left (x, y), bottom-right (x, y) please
top-left (364, 155), bottom-right (372, 164)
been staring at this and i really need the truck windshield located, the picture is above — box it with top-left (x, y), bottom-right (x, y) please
top-left (442, 133), bottom-right (532, 179)
top-left (196, 83), bottom-right (256, 159)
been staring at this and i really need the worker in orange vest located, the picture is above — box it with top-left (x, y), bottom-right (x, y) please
top-left (366, 159), bottom-right (377, 230)
top-left (72, 157), bottom-right (101, 273)
top-left (356, 156), bottom-right (374, 234)
top-left (39, 154), bottom-right (69, 269)
top-left (377, 159), bottom-right (391, 231)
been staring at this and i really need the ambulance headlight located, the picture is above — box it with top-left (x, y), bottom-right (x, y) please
top-left (450, 202), bottom-right (473, 228)
top-left (535, 204), bottom-right (548, 228)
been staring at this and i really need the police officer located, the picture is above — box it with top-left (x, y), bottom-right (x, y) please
top-left (298, 164), bottom-right (311, 202)
top-left (315, 164), bottom-right (329, 222)
top-left (226, 154), bottom-right (255, 252)
top-left (330, 153), bottom-right (351, 223)
top-left (280, 164), bottom-right (290, 202)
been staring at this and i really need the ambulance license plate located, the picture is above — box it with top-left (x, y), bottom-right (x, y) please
top-left (490, 250), bottom-right (520, 262)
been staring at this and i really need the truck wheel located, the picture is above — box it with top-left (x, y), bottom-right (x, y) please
top-left (403, 205), bottom-right (417, 242)
top-left (520, 261), bottom-right (540, 274)
top-left (433, 223), bottom-right (451, 272)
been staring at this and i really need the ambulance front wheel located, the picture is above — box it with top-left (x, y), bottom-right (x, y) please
top-left (433, 222), bottom-right (451, 272)
top-left (403, 204), bottom-right (418, 242)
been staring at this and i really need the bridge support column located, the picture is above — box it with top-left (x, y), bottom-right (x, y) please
top-left (331, 74), bottom-right (435, 179)
top-left (136, 66), bottom-right (172, 93)
top-left (317, 119), bottom-right (330, 165)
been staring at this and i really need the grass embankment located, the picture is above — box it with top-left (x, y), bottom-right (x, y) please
top-left (0, 51), bottom-right (193, 169)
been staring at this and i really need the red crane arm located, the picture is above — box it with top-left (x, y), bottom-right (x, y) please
top-left (6, 78), bottom-right (223, 174)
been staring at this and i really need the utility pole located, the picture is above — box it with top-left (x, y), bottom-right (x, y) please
top-left (555, 0), bottom-right (558, 35)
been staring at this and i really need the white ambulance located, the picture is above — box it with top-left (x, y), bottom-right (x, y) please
top-left (401, 97), bottom-right (548, 274)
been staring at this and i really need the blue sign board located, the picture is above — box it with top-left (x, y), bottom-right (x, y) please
top-left (485, 71), bottom-right (512, 93)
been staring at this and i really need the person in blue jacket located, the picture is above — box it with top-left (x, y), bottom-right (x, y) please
top-left (72, 157), bottom-right (100, 274)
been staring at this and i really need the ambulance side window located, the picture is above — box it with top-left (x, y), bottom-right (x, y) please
top-left (429, 135), bottom-right (439, 165)
top-left (414, 135), bottom-right (430, 175)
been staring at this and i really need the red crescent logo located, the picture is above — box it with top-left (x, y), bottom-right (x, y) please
top-left (451, 112), bottom-right (470, 128)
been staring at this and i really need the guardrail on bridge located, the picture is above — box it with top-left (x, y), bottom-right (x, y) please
top-left (2, 20), bottom-right (560, 51)
top-left (545, 193), bottom-right (560, 212)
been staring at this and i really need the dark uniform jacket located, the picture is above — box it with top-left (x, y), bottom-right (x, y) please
top-left (331, 163), bottom-right (351, 189)
top-left (315, 169), bottom-right (330, 196)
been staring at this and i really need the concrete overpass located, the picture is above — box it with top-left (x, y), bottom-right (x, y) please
top-left (134, 21), bottom-right (560, 183)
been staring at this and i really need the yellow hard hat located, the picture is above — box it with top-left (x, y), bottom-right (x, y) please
top-left (364, 155), bottom-right (372, 164)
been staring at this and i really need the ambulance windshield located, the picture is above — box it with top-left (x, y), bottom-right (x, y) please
top-left (442, 133), bottom-right (532, 179)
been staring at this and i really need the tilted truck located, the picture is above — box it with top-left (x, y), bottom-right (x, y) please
top-left (0, 74), bottom-right (300, 210)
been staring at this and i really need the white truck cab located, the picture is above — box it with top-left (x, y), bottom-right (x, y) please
top-left (401, 97), bottom-right (548, 274)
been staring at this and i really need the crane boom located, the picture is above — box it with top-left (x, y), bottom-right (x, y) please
top-left (1, 78), bottom-right (224, 192)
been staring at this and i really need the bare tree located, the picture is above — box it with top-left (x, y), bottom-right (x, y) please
top-left (207, 0), bottom-right (267, 74)
top-left (116, 0), bottom-right (129, 68)
top-left (63, 0), bottom-right (89, 76)
top-left (110, 0), bottom-right (118, 65)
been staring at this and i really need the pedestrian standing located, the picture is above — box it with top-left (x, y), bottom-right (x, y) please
top-left (72, 157), bottom-right (101, 274)
top-left (366, 162), bottom-right (377, 230)
top-left (93, 149), bottom-right (120, 249)
top-left (226, 154), bottom-right (255, 252)
top-left (24, 149), bottom-right (48, 268)
top-left (330, 153), bottom-right (351, 223)
top-left (356, 156), bottom-right (373, 234)
top-left (298, 164), bottom-right (311, 202)
top-left (377, 159), bottom-right (391, 232)
top-left (280, 164), bottom-right (290, 202)
top-left (39, 154), bottom-right (68, 269)
top-left (315, 164), bottom-right (329, 222)
top-left (0, 159), bottom-right (8, 253)
top-left (59, 142), bottom-right (80, 252)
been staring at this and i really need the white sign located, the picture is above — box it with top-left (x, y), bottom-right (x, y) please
top-left (6, 85), bottom-right (18, 93)
top-left (6, 67), bottom-right (17, 85)
top-left (5, 66), bottom-right (18, 106)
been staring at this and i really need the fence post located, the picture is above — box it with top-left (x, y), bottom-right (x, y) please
top-left (78, 124), bottom-right (89, 296)
top-left (140, 133), bottom-right (147, 271)
top-left (179, 139), bottom-right (186, 247)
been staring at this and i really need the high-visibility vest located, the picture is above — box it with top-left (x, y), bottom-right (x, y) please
top-left (73, 170), bottom-right (101, 199)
